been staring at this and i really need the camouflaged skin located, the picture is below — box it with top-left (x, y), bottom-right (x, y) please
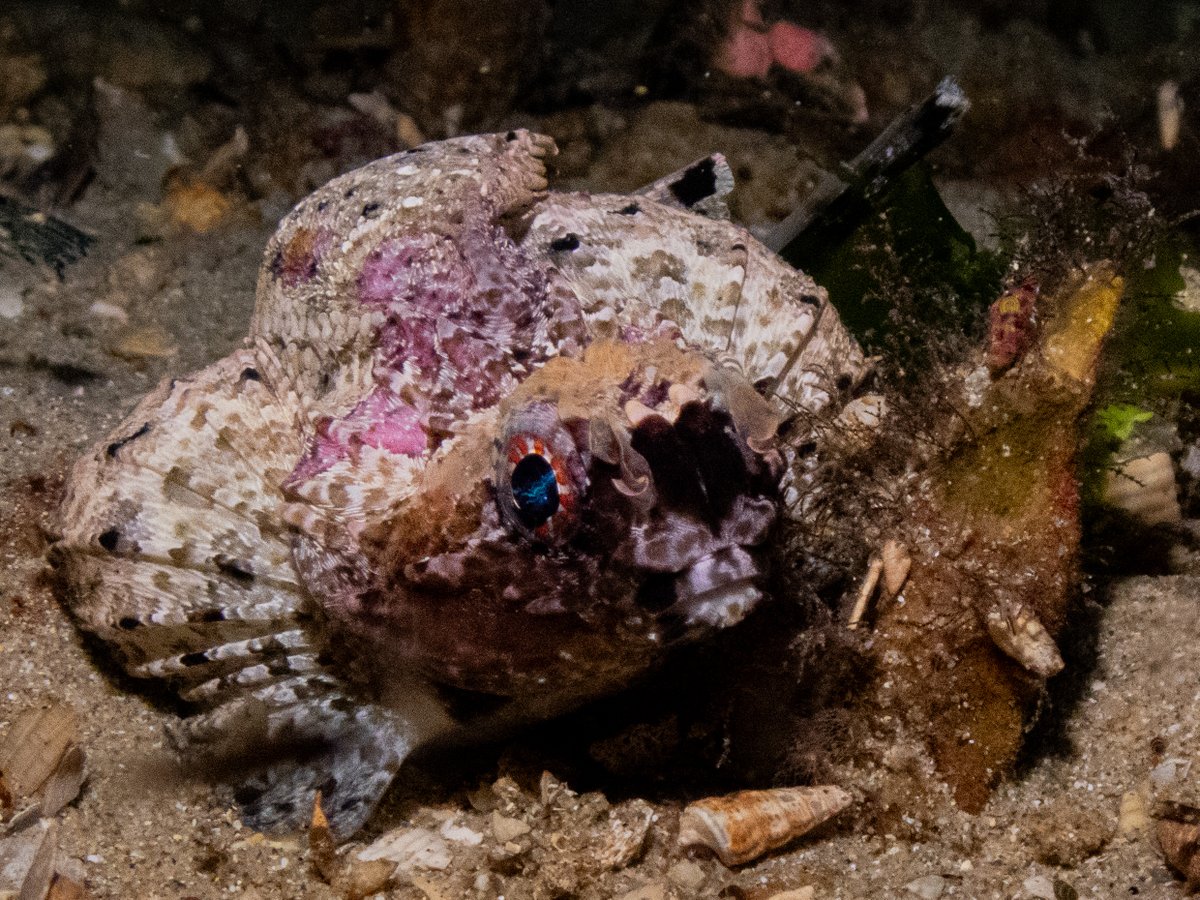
top-left (51, 132), bottom-right (866, 838)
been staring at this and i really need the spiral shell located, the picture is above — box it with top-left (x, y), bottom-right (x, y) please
top-left (677, 785), bottom-right (852, 866)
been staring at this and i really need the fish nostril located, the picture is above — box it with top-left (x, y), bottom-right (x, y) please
top-left (634, 571), bottom-right (678, 612)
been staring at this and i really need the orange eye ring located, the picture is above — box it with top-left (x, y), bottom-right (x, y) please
top-left (504, 433), bottom-right (578, 541)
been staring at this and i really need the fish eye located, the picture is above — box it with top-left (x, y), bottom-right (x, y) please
top-left (511, 453), bottom-right (559, 529)
top-left (498, 429), bottom-right (581, 542)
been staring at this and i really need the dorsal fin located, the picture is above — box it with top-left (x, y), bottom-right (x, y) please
top-left (636, 154), bottom-right (735, 220)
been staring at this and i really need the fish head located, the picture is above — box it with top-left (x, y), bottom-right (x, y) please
top-left (320, 339), bottom-right (786, 706)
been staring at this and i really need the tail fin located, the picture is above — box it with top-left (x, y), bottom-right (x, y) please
top-left (50, 349), bottom-right (414, 836)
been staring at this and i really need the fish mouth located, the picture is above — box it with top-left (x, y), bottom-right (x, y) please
top-left (671, 545), bottom-right (765, 629)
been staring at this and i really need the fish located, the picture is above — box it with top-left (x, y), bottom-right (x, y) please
top-left (49, 131), bottom-right (867, 838)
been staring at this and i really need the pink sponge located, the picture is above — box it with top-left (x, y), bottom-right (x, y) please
top-left (716, 24), bottom-right (773, 79)
top-left (768, 20), bottom-right (836, 74)
top-left (715, 0), bottom-right (835, 78)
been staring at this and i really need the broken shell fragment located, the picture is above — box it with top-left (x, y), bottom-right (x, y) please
top-left (1157, 818), bottom-right (1200, 889)
top-left (985, 604), bottom-right (1064, 678)
top-left (39, 745), bottom-right (86, 819)
top-left (677, 785), bottom-right (852, 867)
top-left (1158, 80), bottom-right (1184, 152)
top-left (0, 702), bottom-right (78, 799)
top-left (881, 539), bottom-right (911, 598)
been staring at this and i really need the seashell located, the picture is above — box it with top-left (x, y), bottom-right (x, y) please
top-left (0, 818), bottom-right (57, 900)
top-left (47, 873), bottom-right (93, 900)
top-left (1158, 80), bottom-right (1184, 152)
top-left (985, 603), bottom-right (1064, 678)
top-left (0, 702), bottom-right (78, 800)
top-left (39, 745), bottom-right (86, 819)
top-left (847, 556), bottom-right (883, 630)
top-left (881, 538), bottom-right (911, 598)
top-left (1157, 818), bottom-right (1200, 889)
top-left (308, 792), bottom-right (339, 884)
top-left (677, 785), bottom-right (852, 867)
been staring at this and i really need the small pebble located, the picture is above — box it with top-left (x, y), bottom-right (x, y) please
top-left (1023, 873), bottom-right (1055, 900)
top-left (666, 860), bottom-right (706, 892)
top-left (767, 888), bottom-right (815, 900)
top-left (490, 811), bottom-right (531, 843)
top-left (904, 874), bottom-right (946, 899)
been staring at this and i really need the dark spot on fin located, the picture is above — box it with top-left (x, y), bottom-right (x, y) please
top-left (98, 529), bottom-right (120, 552)
top-left (215, 556), bottom-right (256, 585)
top-left (549, 233), bottom-right (580, 253)
top-left (668, 157), bottom-right (718, 208)
top-left (106, 422), bottom-right (151, 458)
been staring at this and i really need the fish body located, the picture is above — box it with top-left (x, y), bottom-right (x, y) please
top-left (50, 132), bottom-right (866, 836)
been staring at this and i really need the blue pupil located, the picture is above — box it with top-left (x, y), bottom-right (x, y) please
top-left (511, 454), bottom-right (560, 529)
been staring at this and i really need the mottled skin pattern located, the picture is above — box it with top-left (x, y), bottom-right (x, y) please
top-left (50, 132), bottom-right (867, 837)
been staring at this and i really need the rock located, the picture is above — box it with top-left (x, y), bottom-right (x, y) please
top-left (1022, 874), bottom-right (1055, 900)
top-left (666, 860), bottom-right (707, 893)
top-left (767, 889), bottom-right (815, 900)
top-left (490, 811), bottom-right (531, 843)
top-left (614, 884), bottom-right (666, 900)
top-left (904, 873), bottom-right (946, 898)
top-left (0, 285), bottom-right (23, 320)
top-left (341, 857), bottom-right (394, 898)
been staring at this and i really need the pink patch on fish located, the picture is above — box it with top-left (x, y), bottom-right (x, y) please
top-left (358, 234), bottom-right (474, 316)
top-left (284, 390), bottom-right (428, 490)
top-left (352, 390), bottom-right (429, 456)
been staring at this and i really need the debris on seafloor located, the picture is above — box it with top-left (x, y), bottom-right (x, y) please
top-left (863, 264), bottom-right (1125, 811)
top-left (676, 785), bottom-right (852, 867)
top-left (307, 772), bottom-right (658, 897)
top-left (1157, 815), bottom-right (1200, 890)
top-left (1158, 80), bottom-right (1184, 152)
top-left (161, 126), bottom-right (251, 234)
top-left (0, 701), bottom-right (90, 900)
top-left (108, 325), bottom-right (178, 362)
top-left (0, 701), bottom-right (86, 821)
top-left (0, 196), bottom-right (92, 276)
top-left (1103, 449), bottom-right (1183, 527)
